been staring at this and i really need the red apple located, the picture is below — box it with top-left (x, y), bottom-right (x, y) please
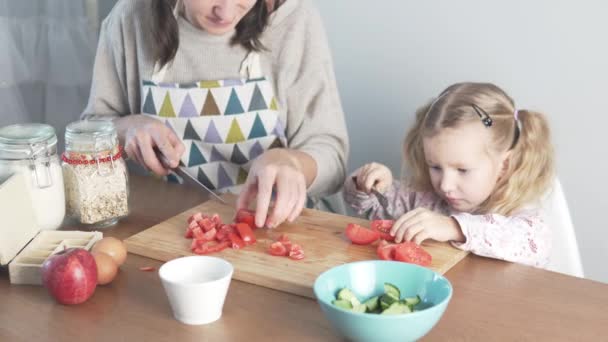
top-left (41, 248), bottom-right (98, 305)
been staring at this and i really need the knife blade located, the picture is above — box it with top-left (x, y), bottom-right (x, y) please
top-left (155, 148), bottom-right (228, 205)
top-left (371, 188), bottom-right (394, 220)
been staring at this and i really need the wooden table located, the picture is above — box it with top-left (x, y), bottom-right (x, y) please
top-left (1, 175), bottom-right (607, 341)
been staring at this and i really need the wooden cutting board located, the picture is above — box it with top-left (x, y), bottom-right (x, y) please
top-left (125, 199), bottom-right (469, 299)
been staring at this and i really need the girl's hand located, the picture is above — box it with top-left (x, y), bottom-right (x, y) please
top-left (390, 208), bottom-right (466, 244)
top-left (353, 162), bottom-right (393, 193)
top-left (118, 115), bottom-right (185, 176)
top-left (236, 149), bottom-right (308, 228)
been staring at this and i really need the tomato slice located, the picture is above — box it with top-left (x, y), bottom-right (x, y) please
top-left (268, 241), bottom-right (288, 256)
top-left (345, 223), bottom-right (380, 245)
top-left (235, 223), bottom-right (256, 245)
top-left (376, 240), bottom-right (397, 260)
top-left (228, 232), bottom-right (246, 249)
top-left (370, 220), bottom-right (395, 241)
top-left (235, 209), bottom-right (256, 229)
top-left (394, 242), bottom-right (432, 266)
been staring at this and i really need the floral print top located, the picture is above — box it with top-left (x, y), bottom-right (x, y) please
top-left (343, 175), bottom-right (551, 268)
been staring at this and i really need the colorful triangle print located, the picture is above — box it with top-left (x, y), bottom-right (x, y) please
top-left (183, 120), bottom-right (201, 140)
top-left (248, 84), bottom-right (268, 111)
top-left (159, 93), bottom-right (176, 117)
top-left (142, 88), bottom-right (157, 114)
top-left (225, 88), bottom-right (244, 115)
top-left (269, 97), bottom-right (278, 110)
top-left (210, 146), bottom-right (227, 162)
top-left (249, 141), bottom-right (264, 160)
top-left (204, 120), bottom-right (223, 143)
top-left (201, 91), bottom-right (220, 116)
top-left (200, 80), bottom-right (221, 88)
top-left (248, 113), bottom-right (267, 139)
top-left (188, 142), bottom-right (206, 166)
top-left (217, 164), bottom-right (234, 189)
top-left (197, 168), bottom-right (216, 190)
top-left (225, 118), bottom-right (246, 144)
top-left (230, 145), bottom-right (248, 165)
top-left (179, 93), bottom-right (198, 117)
top-left (269, 137), bottom-right (283, 149)
top-left (272, 119), bottom-right (286, 138)
top-left (237, 167), bottom-right (248, 185)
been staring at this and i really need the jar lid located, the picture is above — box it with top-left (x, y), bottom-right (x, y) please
top-left (65, 120), bottom-right (118, 153)
top-left (0, 124), bottom-right (58, 160)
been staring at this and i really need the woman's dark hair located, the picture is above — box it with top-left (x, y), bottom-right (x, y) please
top-left (151, 0), bottom-right (273, 68)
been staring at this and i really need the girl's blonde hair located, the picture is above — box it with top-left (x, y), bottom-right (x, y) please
top-left (403, 82), bottom-right (555, 215)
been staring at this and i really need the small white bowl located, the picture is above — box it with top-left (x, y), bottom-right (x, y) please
top-left (159, 256), bottom-right (233, 325)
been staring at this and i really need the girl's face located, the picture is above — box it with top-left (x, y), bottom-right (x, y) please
top-left (422, 122), bottom-right (510, 213)
top-left (182, 0), bottom-right (257, 35)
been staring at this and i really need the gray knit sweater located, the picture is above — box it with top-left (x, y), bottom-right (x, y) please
top-left (82, 0), bottom-right (348, 197)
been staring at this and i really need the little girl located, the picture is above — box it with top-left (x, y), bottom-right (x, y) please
top-left (344, 82), bottom-right (555, 268)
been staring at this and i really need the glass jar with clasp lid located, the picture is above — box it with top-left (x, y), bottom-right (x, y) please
top-left (0, 124), bottom-right (65, 230)
top-left (61, 120), bottom-right (129, 227)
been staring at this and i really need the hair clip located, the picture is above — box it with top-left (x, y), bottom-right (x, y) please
top-left (471, 104), bottom-right (493, 127)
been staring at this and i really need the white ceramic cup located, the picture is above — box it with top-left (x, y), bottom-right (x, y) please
top-left (159, 256), bottom-right (234, 325)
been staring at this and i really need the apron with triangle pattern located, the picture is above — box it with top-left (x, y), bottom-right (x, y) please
top-left (140, 51), bottom-right (287, 194)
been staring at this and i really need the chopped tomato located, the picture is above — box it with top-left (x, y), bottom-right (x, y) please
top-left (193, 241), bottom-right (231, 255)
top-left (371, 220), bottom-right (395, 241)
top-left (394, 242), bottom-right (432, 266)
top-left (277, 234), bottom-right (292, 250)
top-left (187, 212), bottom-right (203, 224)
top-left (288, 249), bottom-right (305, 260)
top-left (345, 223), bottom-right (380, 245)
top-left (185, 220), bottom-right (199, 238)
top-left (228, 232), bottom-right (246, 249)
top-left (191, 226), bottom-right (204, 240)
top-left (210, 213), bottom-right (222, 226)
top-left (203, 227), bottom-right (217, 241)
top-left (198, 217), bottom-right (216, 232)
top-left (235, 223), bottom-right (256, 245)
top-left (377, 240), bottom-right (398, 260)
top-left (235, 209), bottom-right (256, 229)
top-left (217, 224), bottom-right (235, 242)
top-left (268, 241), bottom-right (288, 256)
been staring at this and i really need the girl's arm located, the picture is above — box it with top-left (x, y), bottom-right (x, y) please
top-left (451, 209), bottom-right (551, 268)
top-left (343, 175), bottom-right (438, 220)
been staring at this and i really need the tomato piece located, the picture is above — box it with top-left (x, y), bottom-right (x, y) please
top-left (268, 241), bottom-right (288, 256)
top-left (228, 232), bottom-right (246, 249)
top-left (393, 242), bottom-right (432, 266)
top-left (235, 209), bottom-right (256, 229)
top-left (376, 240), bottom-right (397, 260)
top-left (139, 266), bottom-right (156, 272)
top-left (210, 213), bottom-right (222, 226)
top-left (203, 227), bottom-right (217, 241)
top-left (193, 241), bottom-right (231, 255)
top-left (185, 220), bottom-right (198, 238)
top-left (187, 212), bottom-right (203, 224)
top-left (235, 223), bottom-right (256, 245)
top-left (198, 217), bottom-right (216, 232)
top-left (345, 223), bottom-right (380, 245)
top-left (216, 224), bottom-right (235, 242)
top-left (288, 249), bottom-right (305, 260)
top-left (276, 234), bottom-right (293, 250)
top-left (371, 220), bottom-right (395, 241)
top-left (191, 226), bottom-right (205, 240)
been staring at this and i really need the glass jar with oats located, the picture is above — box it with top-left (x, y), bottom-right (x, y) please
top-left (62, 120), bottom-right (129, 227)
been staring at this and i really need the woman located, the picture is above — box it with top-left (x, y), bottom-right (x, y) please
top-left (82, 0), bottom-right (348, 228)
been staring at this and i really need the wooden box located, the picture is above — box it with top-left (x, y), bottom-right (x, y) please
top-left (0, 173), bottom-right (102, 285)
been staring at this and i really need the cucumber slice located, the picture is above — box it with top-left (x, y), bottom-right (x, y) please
top-left (364, 296), bottom-right (380, 312)
top-left (381, 302), bottom-right (412, 315)
top-left (403, 295), bottom-right (421, 306)
top-left (384, 282), bottom-right (400, 300)
top-left (337, 288), bottom-right (361, 306)
top-left (380, 293), bottom-right (397, 310)
top-left (332, 299), bottom-right (353, 310)
top-left (352, 303), bottom-right (367, 313)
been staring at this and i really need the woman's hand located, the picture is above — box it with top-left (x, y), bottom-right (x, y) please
top-left (353, 162), bottom-right (393, 193)
top-left (116, 115), bottom-right (185, 176)
top-left (236, 148), bottom-right (314, 228)
top-left (390, 208), bottom-right (466, 244)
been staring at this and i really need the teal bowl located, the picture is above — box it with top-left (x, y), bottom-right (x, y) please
top-left (313, 260), bottom-right (452, 342)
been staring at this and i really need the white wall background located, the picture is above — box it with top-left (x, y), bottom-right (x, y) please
top-left (314, 0), bottom-right (608, 283)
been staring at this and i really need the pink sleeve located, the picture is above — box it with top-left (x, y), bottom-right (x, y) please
top-left (343, 173), bottom-right (439, 220)
top-left (450, 209), bottom-right (551, 268)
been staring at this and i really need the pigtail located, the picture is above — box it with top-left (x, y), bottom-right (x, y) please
top-left (487, 110), bottom-right (555, 215)
top-left (151, 0), bottom-right (179, 69)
